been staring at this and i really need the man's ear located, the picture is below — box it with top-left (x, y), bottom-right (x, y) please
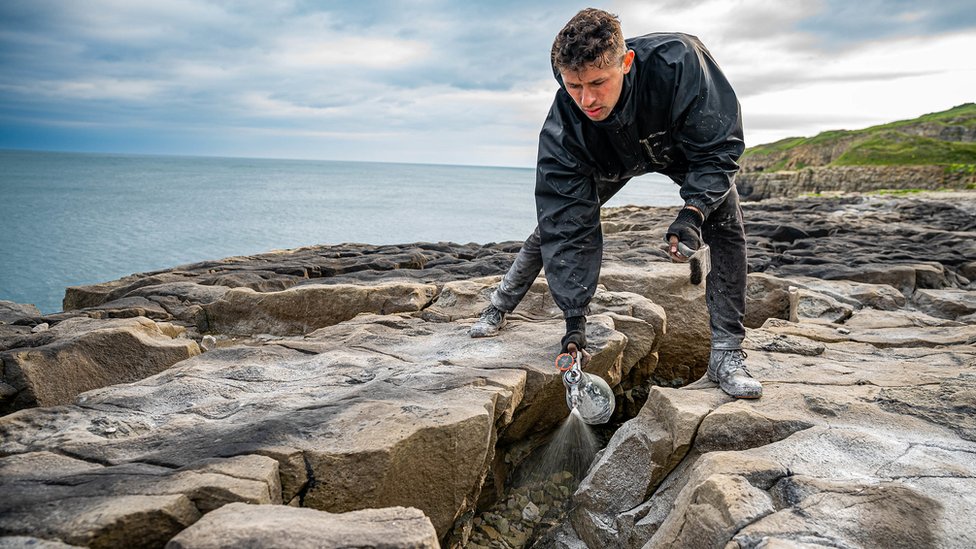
top-left (622, 49), bottom-right (636, 73)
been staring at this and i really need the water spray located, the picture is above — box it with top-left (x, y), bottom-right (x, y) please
top-left (555, 352), bottom-right (615, 425)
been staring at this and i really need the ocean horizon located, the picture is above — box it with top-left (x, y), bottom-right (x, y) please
top-left (0, 149), bottom-right (683, 314)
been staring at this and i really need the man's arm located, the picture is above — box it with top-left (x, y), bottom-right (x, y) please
top-left (534, 101), bottom-right (602, 329)
top-left (671, 36), bottom-right (745, 219)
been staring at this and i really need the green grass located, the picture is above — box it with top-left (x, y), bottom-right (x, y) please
top-left (833, 132), bottom-right (976, 166)
top-left (946, 163), bottom-right (976, 175)
top-left (742, 103), bottom-right (976, 168)
top-left (741, 130), bottom-right (856, 159)
top-left (870, 102), bottom-right (976, 131)
top-left (742, 136), bottom-right (807, 156)
top-left (874, 188), bottom-right (926, 196)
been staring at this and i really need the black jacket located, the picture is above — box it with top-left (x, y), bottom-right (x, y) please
top-left (535, 32), bottom-right (744, 317)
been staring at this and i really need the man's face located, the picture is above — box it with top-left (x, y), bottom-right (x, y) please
top-left (560, 50), bottom-right (635, 122)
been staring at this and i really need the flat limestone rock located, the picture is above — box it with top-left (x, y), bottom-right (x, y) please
top-left (0, 453), bottom-right (280, 546)
top-left (0, 316), bottom-right (200, 413)
top-left (744, 273), bottom-right (793, 328)
top-left (5, 192), bottom-right (975, 549)
top-left (577, 315), bottom-right (976, 548)
top-left (2, 492), bottom-right (200, 549)
top-left (572, 387), bottom-right (729, 548)
top-left (783, 275), bottom-right (906, 310)
top-left (165, 503), bottom-right (439, 549)
top-left (203, 281), bottom-right (438, 336)
top-left (0, 301), bottom-right (42, 324)
top-left (913, 288), bottom-right (976, 320)
top-left (62, 241), bottom-right (518, 312)
top-left (420, 276), bottom-right (666, 385)
top-left (599, 263), bottom-right (710, 383)
top-left (760, 317), bottom-right (976, 348)
top-left (0, 537), bottom-right (83, 548)
top-left (842, 307), bottom-right (964, 329)
top-left (0, 312), bottom-right (633, 541)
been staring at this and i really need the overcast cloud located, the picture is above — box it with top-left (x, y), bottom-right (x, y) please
top-left (1, 0), bottom-right (974, 167)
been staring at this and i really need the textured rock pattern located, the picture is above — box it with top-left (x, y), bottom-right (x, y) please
top-left (0, 190), bottom-right (974, 548)
top-left (0, 317), bottom-right (200, 413)
top-left (165, 503), bottom-right (439, 549)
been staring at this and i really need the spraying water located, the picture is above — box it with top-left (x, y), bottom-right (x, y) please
top-left (514, 411), bottom-right (602, 490)
top-left (535, 408), bottom-right (600, 481)
top-left (464, 357), bottom-right (615, 548)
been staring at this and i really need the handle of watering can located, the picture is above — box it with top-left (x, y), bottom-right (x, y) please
top-left (555, 352), bottom-right (576, 372)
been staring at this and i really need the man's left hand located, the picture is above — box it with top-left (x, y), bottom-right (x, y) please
top-left (666, 207), bottom-right (705, 262)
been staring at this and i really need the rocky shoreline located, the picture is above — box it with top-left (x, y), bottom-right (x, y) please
top-left (737, 165), bottom-right (976, 201)
top-left (1, 190), bottom-right (975, 548)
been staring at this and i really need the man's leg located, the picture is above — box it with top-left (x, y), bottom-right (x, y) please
top-left (471, 178), bottom-right (625, 337)
top-left (470, 227), bottom-right (544, 337)
top-left (701, 186), bottom-right (762, 398)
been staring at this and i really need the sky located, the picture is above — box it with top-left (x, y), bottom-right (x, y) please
top-left (1, 0), bottom-right (974, 168)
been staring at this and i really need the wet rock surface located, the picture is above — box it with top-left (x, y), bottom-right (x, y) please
top-left (1, 190), bottom-right (975, 548)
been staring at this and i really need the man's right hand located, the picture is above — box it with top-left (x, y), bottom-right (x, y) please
top-left (564, 342), bottom-right (591, 368)
top-left (561, 315), bottom-right (589, 366)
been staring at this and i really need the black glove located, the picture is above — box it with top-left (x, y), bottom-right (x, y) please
top-left (561, 316), bottom-right (587, 353)
top-left (665, 208), bottom-right (705, 258)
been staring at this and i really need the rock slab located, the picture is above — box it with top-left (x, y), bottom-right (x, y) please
top-left (165, 503), bottom-right (439, 549)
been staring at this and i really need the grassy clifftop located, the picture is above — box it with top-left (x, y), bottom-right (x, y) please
top-left (742, 103), bottom-right (976, 173)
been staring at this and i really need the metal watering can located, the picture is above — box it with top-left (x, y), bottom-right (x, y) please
top-left (555, 352), bottom-right (615, 425)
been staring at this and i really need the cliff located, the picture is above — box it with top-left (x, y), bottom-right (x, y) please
top-left (1, 191), bottom-right (975, 548)
top-left (738, 103), bottom-right (976, 200)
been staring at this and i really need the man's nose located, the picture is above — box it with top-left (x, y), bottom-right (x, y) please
top-left (581, 87), bottom-right (595, 106)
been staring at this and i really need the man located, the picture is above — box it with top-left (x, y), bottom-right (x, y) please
top-left (470, 8), bottom-right (762, 399)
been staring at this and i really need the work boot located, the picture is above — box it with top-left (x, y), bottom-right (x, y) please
top-left (469, 305), bottom-right (507, 338)
top-left (707, 349), bottom-right (762, 399)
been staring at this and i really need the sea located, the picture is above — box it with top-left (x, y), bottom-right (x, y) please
top-left (0, 149), bottom-right (682, 314)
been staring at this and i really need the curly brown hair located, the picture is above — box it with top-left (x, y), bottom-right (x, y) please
top-left (551, 8), bottom-right (626, 72)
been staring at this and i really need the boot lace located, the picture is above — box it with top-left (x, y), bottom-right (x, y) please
top-left (478, 305), bottom-right (503, 326)
top-left (725, 349), bottom-right (754, 377)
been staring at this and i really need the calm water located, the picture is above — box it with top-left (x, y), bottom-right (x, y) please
top-left (0, 150), bottom-right (681, 313)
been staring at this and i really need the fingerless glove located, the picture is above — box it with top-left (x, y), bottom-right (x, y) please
top-left (665, 208), bottom-right (705, 252)
top-left (561, 315), bottom-right (587, 352)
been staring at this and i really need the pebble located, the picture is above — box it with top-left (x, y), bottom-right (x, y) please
top-left (482, 525), bottom-right (501, 541)
top-left (468, 469), bottom-right (580, 548)
top-left (510, 528), bottom-right (529, 546)
top-left (522, 501), bottom-right (540, 522)
top-left (200, 335), bottom-right (218, 351)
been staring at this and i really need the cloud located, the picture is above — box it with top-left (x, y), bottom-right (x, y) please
top-left (273, 36), bottom-right (431, 69)
top-left (1, 0), bottom-right (974, 165)
top-left (608, 0), bottom-right (976, 146)
top-left (796, 0), bottom-right (976, 44)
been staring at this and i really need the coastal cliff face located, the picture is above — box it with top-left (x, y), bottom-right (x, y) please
top-left (738, 103), bottom-right (976, 200)
top-left (1, 191), bottom-right (975, 548)
top-left (738, 164), bottom-right (976, 201)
